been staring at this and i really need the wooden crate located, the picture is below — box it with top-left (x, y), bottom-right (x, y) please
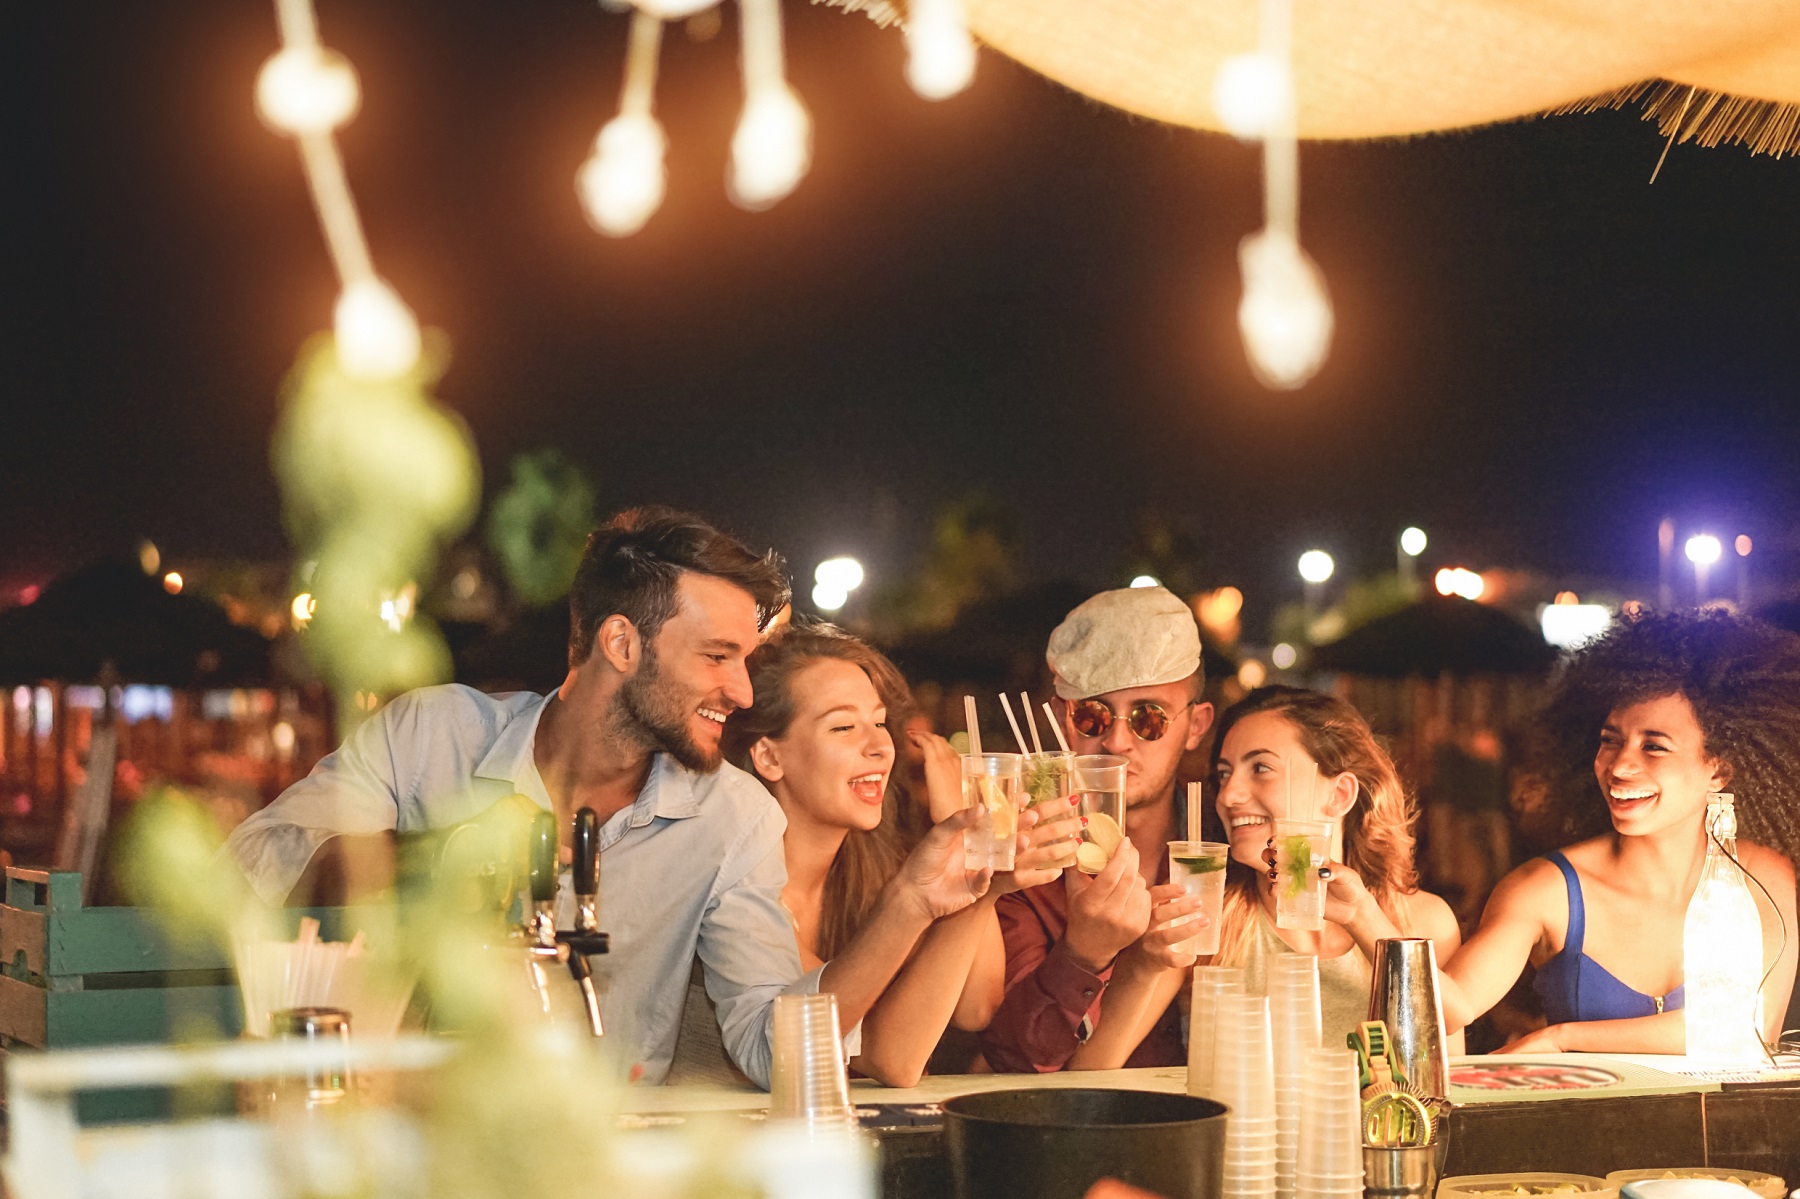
top-left (1, 866), bottom-right (371, 1122)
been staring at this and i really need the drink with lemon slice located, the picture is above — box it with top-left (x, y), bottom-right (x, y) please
top-left (962, 753), bottom-right (1024, 871)
top-left (1068, 754), bottom-right (1128, 874)
top-left (1167, 840), bottom-right (1230, 955)
top-left (1272, 817), bottom-right (1333, 930)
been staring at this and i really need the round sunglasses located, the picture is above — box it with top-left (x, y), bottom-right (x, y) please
top-left (1068, 697), bottom-right (1190, 742)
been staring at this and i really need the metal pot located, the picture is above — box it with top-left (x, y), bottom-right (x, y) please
top-left (942, 1088), bottom-right (1227, 1199)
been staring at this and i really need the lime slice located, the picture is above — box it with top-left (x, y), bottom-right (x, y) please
top-left (1173, 854), bottom-right (1226, 874)
top-left (1280, 835), bottom-right (1314, 898)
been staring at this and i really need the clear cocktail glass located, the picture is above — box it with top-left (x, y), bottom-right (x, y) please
top-left (962, 753), bottom-right (1024, 871)
top-left (1069, 754), bottom-right (1128, 874)
top-left (1021, 751), bottom-right (1077, 868)
top-left (1273, 817), bottom-right (1333, 930)
top-left (1167, 840), bottom-right (1230, 955)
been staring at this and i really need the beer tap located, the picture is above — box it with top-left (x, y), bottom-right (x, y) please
top-left (555, 807), bottom-right (609, 1038)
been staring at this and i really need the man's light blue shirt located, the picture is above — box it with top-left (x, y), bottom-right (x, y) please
top-left (225, 684), bottom-right (810, 1087)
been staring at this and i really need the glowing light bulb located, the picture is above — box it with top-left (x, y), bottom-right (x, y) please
top-left (729, 85), bottom-right (811, 210)
top-left (1212, 52), bottom-right (1290, 139)
top-left (256, 44), bottom-right (361, 136)
top-left (577, 113), bottom-right (668, 237)
top-left (815, 557), bottom-right (865, 593)
top-left (812, 582), bottom-right (848, 612)
top-left (1237, 229), bottom-right (1334, 390)
top-left (334, 277), bottom-right (421, 380)
top-left (1399, 527), bottom-right (1428, 557)
top-left (1685, 534), bottom-right (1723, 565)
top-left (905, 0), bottom-right (976, 101)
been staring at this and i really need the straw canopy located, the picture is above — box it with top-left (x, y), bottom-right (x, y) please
top-left (1310, 594), bottom-right (1555, 678)
top-left (0, 559), bottom-right (272, 688)
top-left (957, 0), bottom-right (1800, 154)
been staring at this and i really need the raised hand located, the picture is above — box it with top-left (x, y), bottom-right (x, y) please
top-left (893, 806), bottom-right (993, 920)
top-left (1062, 838), bottom-right (1151, 973)
top-left (1127, 882), bottom-right (1207, 972)
top-left (910, 729), bottom-right (967, 823)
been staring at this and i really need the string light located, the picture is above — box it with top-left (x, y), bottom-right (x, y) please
top-left (905, 0), bottom-right (977, 101)
top-left (255, 44), bottom-right (360, 135)
top-left (1228, 0), bottom-right (1335, 390)
top-left (577, 12), bottom-right (668, 237)
top-left (259, 0), bottom-right (421, 381)
top-left (730, 0), bottom-right (811, 210)
top-left (334, 278), bottom-right (423, 381)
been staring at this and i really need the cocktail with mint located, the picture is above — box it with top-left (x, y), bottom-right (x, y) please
top-left (1167, 840), bottom-right (1229, 955)
top-left (1272, 817), bottom-right (1333, 930)
top-left (1022, 751), bottom-right (1077, 868)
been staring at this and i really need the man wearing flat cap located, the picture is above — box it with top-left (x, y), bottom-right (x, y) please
top-left (979, 586), bottom-right (1214, 1072)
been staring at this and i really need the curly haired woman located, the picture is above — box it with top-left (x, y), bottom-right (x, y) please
top-left (1440, 608), bottom-right (1800, 1053)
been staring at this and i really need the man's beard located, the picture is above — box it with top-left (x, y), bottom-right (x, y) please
top-left (616, 647), bottom-right (720, 773)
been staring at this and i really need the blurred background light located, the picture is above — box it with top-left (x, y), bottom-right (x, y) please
top-left (1399, 526), bottom-right (1427, 557)
top-left (1541, 602), bottom-right (1613, 650)
top-left (1297, 549), bottom-right (1334, 584)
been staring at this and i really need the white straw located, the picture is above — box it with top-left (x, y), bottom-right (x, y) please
top-left (998, 693), bottom-right (1030, 755)
top-left (1188, 780), bottom-right (1202, 843)
top-left (963, 694), bottom-right (982, 758)
top-left (1042, 702), bottom-right (1071, 753)
top-left (1021, 694), bottom-right (1044, 755)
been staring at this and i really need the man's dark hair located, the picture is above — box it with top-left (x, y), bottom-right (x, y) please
top-left (567, 506), bottom-right (790, 668)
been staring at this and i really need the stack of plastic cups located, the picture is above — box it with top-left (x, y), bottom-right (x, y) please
top-left (1188, 965), bottom-right (1247, 1099)
top-left (1294, 1047), bottom-right (1364, 1199)
top-left (1268, 955), bottom-right (1323, 1199)
top-left (1214, 992), bottom-right (1278, 1199)
top-left (768, 993), bottom-right (858, 1135)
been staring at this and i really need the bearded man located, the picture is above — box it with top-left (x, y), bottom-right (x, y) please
top-left (226, 507), bottom-right (807, 1086)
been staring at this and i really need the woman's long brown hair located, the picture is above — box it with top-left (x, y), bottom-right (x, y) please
top-left (722, 623), bottom-right (911, 961)
top-left (1205, 686), bottom-right (1421, 963)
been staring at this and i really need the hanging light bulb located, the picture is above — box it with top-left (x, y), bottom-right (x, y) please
top-left (334, 277), bottom-right (421, 380)
top-left (255, 44), bottom-right (361, 136)
top-left (905, 0), bottom-right (976, 101)
top-left (578, 114), bottom-right (668, 236)
top-left (1683, 794), bottom-right (1768, 1065)
top-left (1212, 52), bottom-right (1289, 140)
top-left (1236, 228), bottom-right (1334, 390)
top-left (729, 84), bottom-right (811, 210)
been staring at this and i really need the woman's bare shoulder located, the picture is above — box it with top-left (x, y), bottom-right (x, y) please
top-left (1737, 840), bottom-right (1797, 889)
top-left (1396, 887), bottom-right (1460, 944)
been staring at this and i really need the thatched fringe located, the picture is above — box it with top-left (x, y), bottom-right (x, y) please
top-left (812, 0), bottom-right (905, 28)
top-left (1552, 80), bottom-right (1800, 157)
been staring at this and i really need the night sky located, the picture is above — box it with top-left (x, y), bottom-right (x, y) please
top-left (8, 0), bottom-right (1800, 632)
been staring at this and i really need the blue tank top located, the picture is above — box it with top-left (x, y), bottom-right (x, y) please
top-left (1533, 851), bottom-right (1684, 1024)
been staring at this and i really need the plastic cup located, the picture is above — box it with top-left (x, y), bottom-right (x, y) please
top-left (1297, 1047), bottom-right (1363, 1183)
top-left (1021, 751), bottom-right (1079, 867)
top-left (1187, 965), bottom-right (1245, 1099)
top-left (1167, 840), bottom-right (1229, 955)
top-left (962, 754), bottom-right (1024, 871)
top-left (1212, 994), bottom-right (1275, 1119)
top-left (768, 993), bottom-right (856, 1132)
top-left (1069, 754), bottom-right (1128, 874)
top-left (1273, 818), bottom-right (1333, 931)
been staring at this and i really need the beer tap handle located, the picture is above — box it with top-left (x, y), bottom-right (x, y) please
top-left (572, 807), bottom-right (600, 933)
top-left (558, 806), bottom-right (609, 957)
top-left (527, 810), bottom-right (557, 905)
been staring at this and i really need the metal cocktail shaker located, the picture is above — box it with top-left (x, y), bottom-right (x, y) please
top-left (1367, 938), bottom-right (1449, 1100)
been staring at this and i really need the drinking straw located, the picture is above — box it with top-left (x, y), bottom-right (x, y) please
top-left (1042, 702), bottom-right (1072, 753)
top-left (998, 692), bottom-right (1031, 755)
top-left (963, 694), bottom-right (982, 757)
top-left (1021, 693), bottom-right (1045, 755)
top-left (1303, 758), bottom-right (1320, 822)
top-left (1188, 780), bottom-right (1202, 843)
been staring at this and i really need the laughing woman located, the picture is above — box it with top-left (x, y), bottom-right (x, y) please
top-left (722, 624), bottom-right (1072, 1086)
top-left (1439, 609), bottom-right (1800, 1053)
top-left (1208, 686), bottom-right (1463, 1046)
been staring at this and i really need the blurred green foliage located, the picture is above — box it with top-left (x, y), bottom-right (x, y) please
top-left (272, 333), bottom-right (480, 727)
top-left (486, 449), bottom-right (597, 608)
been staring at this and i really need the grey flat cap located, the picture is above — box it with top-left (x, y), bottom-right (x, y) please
top-left (1047, 585), bottom-right (1202, 700)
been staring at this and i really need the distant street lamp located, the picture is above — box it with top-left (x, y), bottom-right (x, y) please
top-left (1686, 534), bottom-right (1722, 603)
top-left (1736, 534), bottom-right (1753, 607)
top-left (1397, 526), bottom-right (1426, 587)
top-left (1297, 550), bottom-right (1335, 584)
top-left (812, 556), bottom-right (865, 613)
top-left (1129, 575), bottom-right (1161, 589)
